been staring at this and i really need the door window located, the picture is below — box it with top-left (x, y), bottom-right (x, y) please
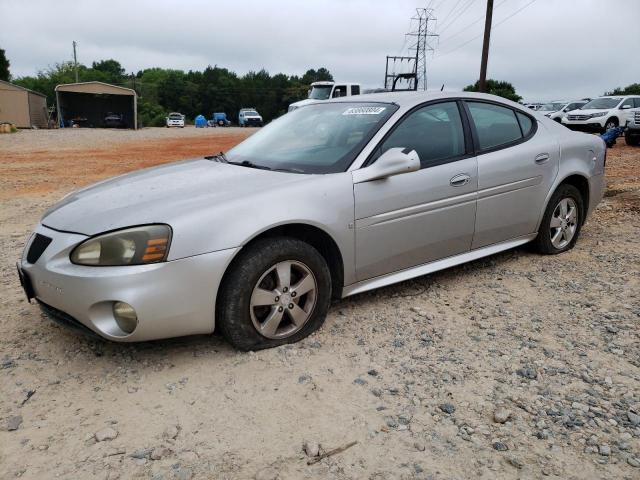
top-left (332, 85), bottom-right (347, 98)
top-left (621, 98), bottom-right (635, 108)
top-left (467, 102), bottom-right (523, 150)
top-left (634, 98), bottom-right (640, 108)
top-left (351, 85), bottom-right (360, 96)
top-left (376, 101), bottom-right (466, 168)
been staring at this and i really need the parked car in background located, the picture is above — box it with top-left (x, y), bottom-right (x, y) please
top-left (539, 100), bottom-right (588, 123)
top-left (213, 112), bottom-right (231, 127)
top-left (288, 81), bottom-right (361, 111)
top-left (18, 92), bottom-right (605, 350)
top-left (563, 95), bottom-right (640, 132)
top-left (166, 112), bottom-right (185, 128)
top-left (625, 107), bottom-right (640, 146)
top-left (103, 112), bottom-right (126, 128)
top-left (238, 108), bottom-right (263, 127)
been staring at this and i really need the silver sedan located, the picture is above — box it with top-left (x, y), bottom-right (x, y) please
top-left (18, 92), bottom-right (606, 350)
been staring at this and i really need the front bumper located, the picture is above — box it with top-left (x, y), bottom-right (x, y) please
top-left (562, 119), bottom-right (605, 132)
top-left (20, 224), bottom-right (238, 342)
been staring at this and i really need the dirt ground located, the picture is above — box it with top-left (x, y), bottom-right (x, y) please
top-left (0, 128), bottom-right (639, 480)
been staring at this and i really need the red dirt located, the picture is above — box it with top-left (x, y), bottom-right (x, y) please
top-left (0, 132), bottom-right (251, 200)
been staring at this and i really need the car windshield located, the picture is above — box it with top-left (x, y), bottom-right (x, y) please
top-left (243, 110), bottom-right (259, 116)
top-left (308, 85), bottom-right (333, 100)
top-left (225, 102), bottom-right (398, 174)
top-left (169, 114), bottom-right (182, 119)
top-left (583, 98), bottom-right (621, 109)
top-left (539, 103), bottom-right (564, 111)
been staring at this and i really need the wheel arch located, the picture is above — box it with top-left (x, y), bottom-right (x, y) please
top-left (537, 173), bottom-right (591, 231)
top-left (605, 116), bottom-right (619, 127)
top-left (218, 222), bottom-right (345, 301)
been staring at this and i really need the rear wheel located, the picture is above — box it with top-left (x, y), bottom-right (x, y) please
top-left (217, 237), bottom-right (331, 350)
top-left (533, 184), bottom-right (584, 254)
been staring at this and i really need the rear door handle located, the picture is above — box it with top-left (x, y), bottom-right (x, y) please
top-left (450, 173), bottom-right (470, 187)
top-left (535, 153), bottom-right (550, 164)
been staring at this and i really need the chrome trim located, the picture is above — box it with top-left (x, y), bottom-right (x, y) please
top-left (342, 234), bottom-right (537, 297)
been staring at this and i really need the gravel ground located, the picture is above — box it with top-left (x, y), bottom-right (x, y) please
top-left (0, 129), bottom-right (639, 480)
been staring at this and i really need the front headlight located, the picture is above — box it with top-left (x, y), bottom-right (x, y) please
top-left (590, 112), bottom-right (606, 118)
top-left (70, 225), bottom-right (171, 266)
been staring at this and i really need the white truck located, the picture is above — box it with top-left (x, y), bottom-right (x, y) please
top-left (625, 106), bottom-right (640, 146)
top-left (288, 81), bottom-right (361, 112)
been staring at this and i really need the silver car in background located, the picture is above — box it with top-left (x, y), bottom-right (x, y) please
top-left (18, 92), bottom-right (606, 350)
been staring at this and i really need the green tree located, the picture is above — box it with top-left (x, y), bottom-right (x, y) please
top-left (605, 83), bottom-right (640, 95)
top-left (13, 57), bottom-right (334, 125)
top-left (464, 79), bottom-right (522, 102)
top-left (91, 59), bottom-right (125, 84)
top-left (0, 48), bottom-right (11, 81)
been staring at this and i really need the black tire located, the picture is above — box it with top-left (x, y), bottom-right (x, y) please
top-left (216, 237), bottom-right (331, 351)
top-left (533, 184), bottom-right (584, 254)
top-left (604, 117), bottom-right (618, 132)
top-left (626, 131), bottom-right (640, 146)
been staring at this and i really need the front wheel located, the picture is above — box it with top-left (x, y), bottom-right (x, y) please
top-left (626, 131), bottom-right (640, 146)
top-left (217, 237), bottom-right (331, 350)
top-left (604, 118), bottom-right (618, 132)
top-left (533, 184), bottom-right (584, 254)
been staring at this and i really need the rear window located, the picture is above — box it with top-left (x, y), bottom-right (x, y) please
top-left (466, 102), bottom-right (523, 150)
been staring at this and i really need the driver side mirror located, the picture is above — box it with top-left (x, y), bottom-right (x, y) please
top-left (621, 105), bottom-right (632, 110)
top-left (353, 148), bottom-right (420, 184)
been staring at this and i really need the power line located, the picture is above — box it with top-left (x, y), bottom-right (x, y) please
top-left (439, 0), bottom-right (507, 46)
top-left (438, 0), bottom-right (477, 35)
top-left (434, 0), bottom-right (537, 58)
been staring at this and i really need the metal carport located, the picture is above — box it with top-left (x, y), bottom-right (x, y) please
top-left (55, 81), bottom-right (137, 129)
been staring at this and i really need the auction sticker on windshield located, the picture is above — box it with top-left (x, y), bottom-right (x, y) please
top-left (342, 106), bottom-right (387, 115)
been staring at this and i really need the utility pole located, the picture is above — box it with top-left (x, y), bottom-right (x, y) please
top-left (478, 0), bottom-right (494, 92)
top-left (72, 40), bottom-right (79, 83)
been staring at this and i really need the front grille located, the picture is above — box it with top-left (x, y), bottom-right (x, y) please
top-left (27, 233), bottom-right (52, 264)
top-left (568, 114), bottom-right (590, 121)
top-left (634, 112), bottom-right (640, 123)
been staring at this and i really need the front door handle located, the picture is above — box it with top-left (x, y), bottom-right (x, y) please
top-left (450, 173), bottom-right (470, 187)
top-left (535, 153), bottom-right (550, 164)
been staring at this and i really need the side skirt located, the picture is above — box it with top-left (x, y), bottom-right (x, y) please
top-left (341, 234), bottom-right (537, 298)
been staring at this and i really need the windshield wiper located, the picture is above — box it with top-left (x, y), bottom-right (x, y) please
top-left (204, 151), bottom-right (229, 163)
top-left (228, 160), bottom-right (272, 171)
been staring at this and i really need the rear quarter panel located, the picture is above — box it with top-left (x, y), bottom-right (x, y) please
top-left (535, 121), bottom-right (606, 229)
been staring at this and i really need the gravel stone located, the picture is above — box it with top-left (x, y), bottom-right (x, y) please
top-left (439, 403), bottom-right (456, 415)
top-left (95, 427), bottom-right (118, 442)
top-left (6, 415), bottom-right (23, 431)
top-left (493, 407), bottom-right (511, 424)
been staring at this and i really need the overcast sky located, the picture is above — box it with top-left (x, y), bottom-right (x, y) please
top-left (1, 0), bottom-right (638, 101)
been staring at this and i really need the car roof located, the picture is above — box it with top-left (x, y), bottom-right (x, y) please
top-left (322, 91), bottom-right (528, 110)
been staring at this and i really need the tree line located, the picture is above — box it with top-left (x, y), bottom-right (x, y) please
top-left (9, 56), bottom-right (333, 126)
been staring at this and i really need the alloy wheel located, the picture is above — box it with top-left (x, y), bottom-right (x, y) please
top-left (549, 197), bottom-right (578, 249)
top-left (249, 260), bottom-right (318, 339)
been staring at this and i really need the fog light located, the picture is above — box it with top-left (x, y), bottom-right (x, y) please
top-left (113, 301), bottom-right (137, 334)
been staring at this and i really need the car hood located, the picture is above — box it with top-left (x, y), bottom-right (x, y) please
top-left (41, 159), bottom-right (307, 236)
top-left (567, 109), bottom-right (609, 115)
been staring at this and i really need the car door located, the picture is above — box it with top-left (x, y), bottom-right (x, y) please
top-left (464, 101), bottom-right (560, 249)
top-left (353, 100), bottom-right (478, 281)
